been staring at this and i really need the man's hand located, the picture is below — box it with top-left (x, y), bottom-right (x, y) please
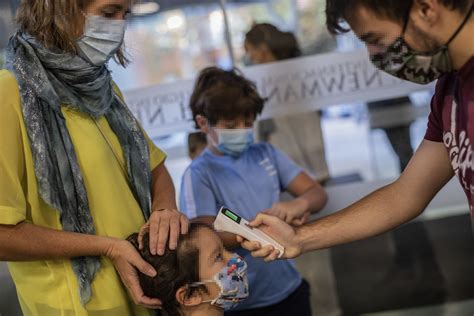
top-left (138, 209), bottom-right (189, 256)
top-left (237, 213), bottom-right (303, 262)
top-left (106, 239), bottom-right (162, 309)
top-left (264, 199), bottom-right (310, 226)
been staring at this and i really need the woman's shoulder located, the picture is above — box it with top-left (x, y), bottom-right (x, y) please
top-left (0, 70), bottom-right (22, 113)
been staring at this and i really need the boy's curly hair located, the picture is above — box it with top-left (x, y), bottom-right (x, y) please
top-left (189, 67), bottom-right (265, 128)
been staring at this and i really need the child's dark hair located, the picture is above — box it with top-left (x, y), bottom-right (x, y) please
top-left (189, 67), bottom-right (265, 128)
top-left (245, 23), bottom-right (302, 60)
top-left (127, 223), bottom-right (210, 316)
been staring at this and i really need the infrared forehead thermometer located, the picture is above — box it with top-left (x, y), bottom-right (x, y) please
top-left (214, 207), bottom-right (285, 258)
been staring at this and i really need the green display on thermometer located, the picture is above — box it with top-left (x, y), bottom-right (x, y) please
top-left (223, 208), bottom-right (241, 223)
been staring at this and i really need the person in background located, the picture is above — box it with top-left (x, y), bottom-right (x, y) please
top-left (127, 223), bottom-right (249, 316)
top-left (188, 132), bottom-right (208, 160)
top-left (244, 23), bottom-right (330, 183)
top-left (0, 1), bottom-right (188, 315)
top-left (180, 67), bottom-right (328, 316)
top-left (367, 97), bottom-right (415, 172)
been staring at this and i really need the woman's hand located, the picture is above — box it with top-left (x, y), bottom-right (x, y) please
top-left (264, 199), bottom-right (310, 226)
top-left (138, 209), bottom-right (189, 256)
top-left (105, 239), bottom-right (162, 309)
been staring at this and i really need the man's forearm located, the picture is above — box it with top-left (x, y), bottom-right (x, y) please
top-left (0, 222), bottom-right (115, 261)
top-left (295, 182), bottom-right (426, 253)
top-left (151, 163), bottom-right (178, 211)
top-left (246, 141), bottom-right (454, 260)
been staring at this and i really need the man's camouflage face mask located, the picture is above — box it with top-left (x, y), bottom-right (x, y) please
top-left (371, 4), bottom-right (473, 85)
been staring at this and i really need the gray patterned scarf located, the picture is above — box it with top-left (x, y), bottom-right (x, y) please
top-left (6, 32), bottom-right (152, 305)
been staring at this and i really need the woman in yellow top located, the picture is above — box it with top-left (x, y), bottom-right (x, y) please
top-left (0, 0), bottom-right (189, 315)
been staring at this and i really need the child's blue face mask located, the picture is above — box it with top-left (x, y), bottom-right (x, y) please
top-left (211, 128), bottom-right (254, 157)
top-left (190, 254), bottom-right (249, 310)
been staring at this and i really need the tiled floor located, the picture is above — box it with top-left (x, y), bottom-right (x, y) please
top-left (364, 299), bottom-right (474, 316)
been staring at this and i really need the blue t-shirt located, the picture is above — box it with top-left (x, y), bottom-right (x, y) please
top-left (179, 143), bottom-right (303, 310)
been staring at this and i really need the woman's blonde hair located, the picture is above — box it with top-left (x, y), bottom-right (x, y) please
top-left (16, 0), bottom-right (128, 66)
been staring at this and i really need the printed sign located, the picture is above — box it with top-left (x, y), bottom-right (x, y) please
top-left (123, 50), bottom-right (433, 136)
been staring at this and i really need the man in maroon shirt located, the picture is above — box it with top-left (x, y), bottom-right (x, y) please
top-left (238, 0), bottom-right (474, 260)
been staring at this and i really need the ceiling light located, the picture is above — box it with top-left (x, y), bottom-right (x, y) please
top-left (132, 2), bottom-right (160, 16)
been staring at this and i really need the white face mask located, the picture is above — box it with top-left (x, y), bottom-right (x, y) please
top-left (76, 15), bottom-right (126, 66)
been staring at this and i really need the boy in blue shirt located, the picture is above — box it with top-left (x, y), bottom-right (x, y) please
top-left (180, 67), bottom-right (328, 316)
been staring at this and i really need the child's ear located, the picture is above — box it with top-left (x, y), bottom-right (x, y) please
top-left (176, 286), bottom-right (203, 307)
top-left (195, 115), bottom-right (209, 133)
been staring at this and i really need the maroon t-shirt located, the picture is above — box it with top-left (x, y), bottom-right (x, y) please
top-left (424, 56), bottom-right (474, 221)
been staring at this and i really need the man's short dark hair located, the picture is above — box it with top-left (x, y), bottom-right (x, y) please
top-left (189, 67), bottom-right (265, 127)
top-left (326, 0), bottom-right (472, 35)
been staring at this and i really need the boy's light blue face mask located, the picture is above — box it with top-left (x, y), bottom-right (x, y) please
top-left (210, 128), bottom-right (254, 157)
top-left (76, 15), bottom-right (126, 66)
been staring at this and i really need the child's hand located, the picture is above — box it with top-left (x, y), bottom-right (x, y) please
top-left (291, 212), bottom-right (311, 226)
top-left (264, 199), bottom-right (310, 226)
